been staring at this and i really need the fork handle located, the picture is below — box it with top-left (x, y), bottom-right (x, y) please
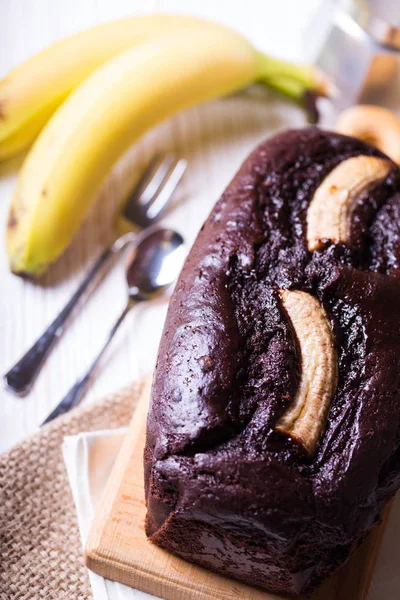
top-left (4, 246), bottom-right (115, 396)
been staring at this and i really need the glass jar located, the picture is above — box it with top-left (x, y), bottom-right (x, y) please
top-left (313, 0), bottom-right (400, 113)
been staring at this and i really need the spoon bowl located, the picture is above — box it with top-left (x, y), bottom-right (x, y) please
top-left (126, 228), bottom-right (185, 301)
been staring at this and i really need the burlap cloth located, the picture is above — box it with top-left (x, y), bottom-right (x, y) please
top-left (0, 381), bottom-right (143, 600)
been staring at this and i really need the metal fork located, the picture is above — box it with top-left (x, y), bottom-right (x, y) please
top-left (4, 153), bottom-right (187, 396)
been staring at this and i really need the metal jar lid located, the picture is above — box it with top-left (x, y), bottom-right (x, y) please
top-left (347, 0), bottom-right (400, 50)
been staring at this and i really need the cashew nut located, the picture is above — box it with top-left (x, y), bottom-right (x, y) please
top-left (336, 105), bottom-right (400, 165)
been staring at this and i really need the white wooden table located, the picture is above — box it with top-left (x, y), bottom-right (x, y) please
top-left (0, 1), bottom-right (399, 598)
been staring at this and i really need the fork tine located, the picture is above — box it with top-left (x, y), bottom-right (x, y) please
top-left (123, 153), bottom-right (175, 218)
top-left (137, 153), bottom-right (176, 208)
top-left (122, 153), bottom-right (187, 227)
top-left (145, 158), bottom-right (187, 221)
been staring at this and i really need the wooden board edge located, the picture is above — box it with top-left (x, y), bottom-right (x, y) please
top-left (85, 375), bottom-right (152, 566)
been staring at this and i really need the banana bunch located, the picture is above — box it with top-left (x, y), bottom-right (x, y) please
top-left (2, 15), bottom-right (327, 277)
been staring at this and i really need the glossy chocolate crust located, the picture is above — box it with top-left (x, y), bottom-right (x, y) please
top-left (144, 128), bottom-right (400, 596)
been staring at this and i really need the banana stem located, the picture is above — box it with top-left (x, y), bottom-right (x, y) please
top-left (266, 77), bottom-right (319, 124)
top-left (265, 76), bottom-right (306, 101)
top-left (255, 51), bottom-right (329, 123)
top-left (256, 51), bottom-right (329, 99)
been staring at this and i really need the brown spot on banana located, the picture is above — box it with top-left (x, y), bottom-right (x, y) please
top-left (0, 103), bottom-right (6, 121)
top-left (307, 155), bottom-right (392, 251)
top-left (276, 289), bottom-right (338, 455)
top-left (336, 105), bottom-right (400, 166)
top-left (7, 208), bottom-right (17, 229)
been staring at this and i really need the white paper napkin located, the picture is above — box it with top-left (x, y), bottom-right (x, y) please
top-left (62, 429), bottom-right (159, 600)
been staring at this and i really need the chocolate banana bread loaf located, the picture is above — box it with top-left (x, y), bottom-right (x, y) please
top-left (144, 128), bottom-right (400, 596)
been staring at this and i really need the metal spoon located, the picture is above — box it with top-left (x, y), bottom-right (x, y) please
top-left (41, 227), bottom-right (185, 426)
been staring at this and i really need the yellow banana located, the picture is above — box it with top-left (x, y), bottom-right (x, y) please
top-left (0, 15), bottom-right (328, 162)
top-left (0, 15), bottom-right (224, 160)
top-left (7, 27), bottom-right (324, 276)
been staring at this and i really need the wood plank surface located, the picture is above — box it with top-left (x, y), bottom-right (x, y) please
top-left (85, 378), bottom-right (391, 600)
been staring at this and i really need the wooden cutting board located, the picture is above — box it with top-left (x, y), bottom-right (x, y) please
top-left (85, 378), bottom-right (390, 600)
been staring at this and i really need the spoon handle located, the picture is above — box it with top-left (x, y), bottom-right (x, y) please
top-left (41, 301), bottom-right (134, 426)
top-left (4, 233), bottom-right (136, 397)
